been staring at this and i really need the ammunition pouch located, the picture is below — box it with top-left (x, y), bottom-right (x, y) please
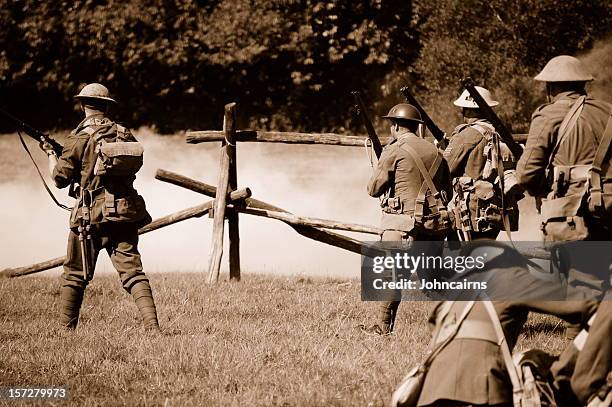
top-left (102, 191), bottom-right (152, 227)
top-left (541, 192), bottom-right (590, 243)
top-left (380, 196), bottom-right (404, 214)
top-left (454, 177), bottom-right (519, 234)
top-left (69, 188), bottom-right (151, 228)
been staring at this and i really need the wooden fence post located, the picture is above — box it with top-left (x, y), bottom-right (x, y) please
top-left (227, 107), bottom-right (241, 281)
top-left (207, 103), bottom-right (237, 283)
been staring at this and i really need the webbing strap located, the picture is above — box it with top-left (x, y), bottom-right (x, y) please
top-left (482, 300), bottom-right (524, 407)
top-left (18, 132), bottom-right (72, 212)
top-left (548, 96), bottom-right (586, 171)
top-left (589, 113), bottom-right (612, 213)
top-left (400, 144), bottom-right (445, 219)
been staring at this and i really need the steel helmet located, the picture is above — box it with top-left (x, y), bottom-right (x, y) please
top-left (382, 103), bottom-right (424, 123)
top-left (534, 55), bottom-right (593, 82)
top-left (74, 83), bottom-right (117, 103)
top-left (453, 86), bottom-right (499, 108)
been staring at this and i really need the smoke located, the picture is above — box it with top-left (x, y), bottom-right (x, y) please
top-left (580, 37), bottom-right (612, 103)
top-left (0, 129), bottom-right (379, 278)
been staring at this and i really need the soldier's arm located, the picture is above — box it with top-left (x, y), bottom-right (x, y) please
top-left (367, 149), bottom-right (396, 197)
top-left (516, 113), bottom-right (553, 196)
top-left (442, 131), bottom-right (478, 177)
top-left (52, 134), bottom-right (86, 189)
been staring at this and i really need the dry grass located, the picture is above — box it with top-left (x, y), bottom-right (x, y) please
top-left (0, 273), bottom-right (570, 406)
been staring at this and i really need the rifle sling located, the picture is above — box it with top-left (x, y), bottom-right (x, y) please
top-left (18, 131), bottom-right (71, 211)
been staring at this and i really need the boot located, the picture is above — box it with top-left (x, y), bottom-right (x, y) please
top-left (130, 281), bottom-right (161, 332)
top-left (59, 285), bottom-right (85, 330)
top-left (378, 300), bottom-right (400, 334)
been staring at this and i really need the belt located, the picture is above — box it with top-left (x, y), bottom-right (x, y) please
top-left (554, 165), bottom-right (591, 182)
top-left (454, 320), bottom-right (498, 343)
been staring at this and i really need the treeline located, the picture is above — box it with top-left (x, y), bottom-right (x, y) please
top-left (0, 0), bottom-right (610, 134)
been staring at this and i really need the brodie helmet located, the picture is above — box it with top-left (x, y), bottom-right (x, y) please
top-left (454, 86), bottom-right (499, 108)
top-left (75, 83), bottom-right (117, 104)
top-left (382, 103), bottom-right (424, 123)
top-left (534, 55), bottom-right (593, 82)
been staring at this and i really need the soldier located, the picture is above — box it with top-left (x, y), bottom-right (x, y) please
top-left (551, 294), bottom-right (611, 405)
top-left (363, 104), bottom-right (452, 335)
top-left (41, 83), bottom-right (161, 332)
top-left (516, 55), bottom-right (612, 301)
top-left (444, 87), bottom-right (521, 240)
top-left (395, 240), bottom-right (599, 407)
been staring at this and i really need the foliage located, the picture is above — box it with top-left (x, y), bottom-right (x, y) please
top-left (0, 0), bottom-right (609, 134)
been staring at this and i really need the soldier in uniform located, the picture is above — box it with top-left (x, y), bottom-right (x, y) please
top-left (404, 241), bottom-right (599, 407)
top-left (551, 293), bottom-right (611, 406)
top-left (41, 83), bottom-right (161, 332)
top-left (443, 87), bottom-right (521, 240)
top-left (363, 104), bottom-right (452, 335)
top-left (516, 55), bottom-right (612, 301)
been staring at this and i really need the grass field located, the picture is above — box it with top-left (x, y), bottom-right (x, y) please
top-left (0, 273), bottom-right (569, 407)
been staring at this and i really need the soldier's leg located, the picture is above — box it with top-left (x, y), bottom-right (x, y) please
top-left (59, 228), bottom-right (101, 329)
top-left (106, 223), bottom-right (160, 331)
top-left (376, 230), bottom-right (408, 334)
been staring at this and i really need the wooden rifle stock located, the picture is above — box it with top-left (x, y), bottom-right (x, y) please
top-left (461, 78), bottom-right (523, 159)
top-left (400, 86), bottom-right (445, 143)
top-left (351, 91), bottom-right (383, 159)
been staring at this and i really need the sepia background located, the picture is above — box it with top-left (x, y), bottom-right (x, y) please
top-left (2, 0), bottom-right (609, 277)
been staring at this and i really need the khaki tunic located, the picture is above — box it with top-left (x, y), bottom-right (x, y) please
top-left (516, 91), bottom-right (612, 197)
top-left (368, 132), bottom-right (452, 231)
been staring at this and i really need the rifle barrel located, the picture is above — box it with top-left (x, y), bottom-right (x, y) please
top-left (0, 107), bottom-right (63, 155)
top-left (461, 78), bottom-right (523, 158)
top-left (352, 91), bottom-right (383, 158)
top-left (400, 87), bottom-right (445, 142)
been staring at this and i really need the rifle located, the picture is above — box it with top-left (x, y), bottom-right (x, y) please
top-left (78, 191), bottom-right (95, 281)
top-left (0, 107), bottom-right (63, 156)
top-left (352, 91), bottom-right (383, 159)
top-left (460, 78), bottom-right (523, 159)
top-left (400, 86), bottom-right (446, 147)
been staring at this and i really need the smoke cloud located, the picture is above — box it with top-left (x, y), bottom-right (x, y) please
top-left (580, 37), bottom-right (612, 103)
top-left (0, 130), bottom-right (379, 278)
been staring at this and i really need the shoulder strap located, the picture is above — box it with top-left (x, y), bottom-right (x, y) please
top-left (482, 301), bottom-right (524, 407)
top-left (589, 113), bottom-right (612, 214)
top-left (400, 143), bottom-right (446, 218)
top-left (548, 96), bottom-right (586, 169)
top-left (592, 113), bottom-right (612, 174)
top-left (470, 122), bottom-right (495, 140)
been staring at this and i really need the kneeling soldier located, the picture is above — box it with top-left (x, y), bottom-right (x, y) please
top-left (364, 104), bottom-right (452, 335)
top-left (42, 83), bottom-right (160, 332)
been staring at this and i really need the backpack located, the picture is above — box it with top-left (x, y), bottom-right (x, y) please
top-left (70, 119), bottom-right (150, 227)
top-left (451, 122), bottom-right (520, 235)
top-left (80, 123), bottom-right (144, 177)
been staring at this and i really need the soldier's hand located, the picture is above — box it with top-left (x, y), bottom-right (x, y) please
top-left (39, 139), bottom-right (56, 156)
